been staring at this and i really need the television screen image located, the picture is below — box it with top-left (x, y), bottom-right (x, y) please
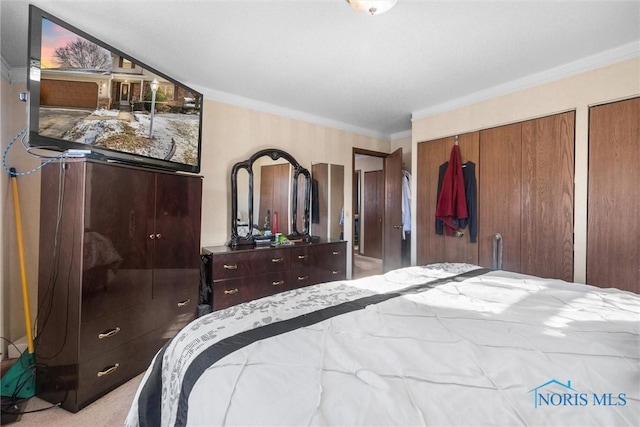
top-left (28, 5), bottom-right (203, 173)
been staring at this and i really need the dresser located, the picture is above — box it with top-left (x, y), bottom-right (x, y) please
top-left (203, 241), bottom-right (347, 311)
top-left (35, 159), bottom-right (202, 412)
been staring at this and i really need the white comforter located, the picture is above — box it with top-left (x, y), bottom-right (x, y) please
top-left (126, 263), bottom-right (639, 426)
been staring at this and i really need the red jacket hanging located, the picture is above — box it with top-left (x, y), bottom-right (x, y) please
top-left (435, 145), bottom-right (467, 235)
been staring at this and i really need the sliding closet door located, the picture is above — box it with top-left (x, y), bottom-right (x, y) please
top-left (588, 97), bottom-right (639, 293)
top-left (416, 133), bottom-right (479, 266)
top-left (444, 132), bottom-right (480, 264)
top-left (479, 123), bottom-right (522, 271)
top-left (521, 112), bottom-right (575, 282)
top-left (416, 138), bottom-right (448, 264)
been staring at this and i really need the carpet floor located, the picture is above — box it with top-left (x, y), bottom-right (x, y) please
top-left (6, 373), bottom-right (142, 426)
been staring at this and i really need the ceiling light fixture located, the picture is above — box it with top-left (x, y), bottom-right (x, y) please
top-left (346, 0), bottom-right (398, 16)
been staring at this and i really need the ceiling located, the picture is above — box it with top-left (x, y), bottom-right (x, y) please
top-left (2, 1), bottom-right (639, 139)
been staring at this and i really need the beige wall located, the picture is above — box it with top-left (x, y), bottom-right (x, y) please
top-left (2, 77), bottom-right (42, 353)
top-left (411, 57), bottom-right (640, 283)
top-left (391, 135), bottom-right (412, 172)
top-left (0, 81), bottom-right (390, 349)
top-left (199, 101), bottom-right (390, 250)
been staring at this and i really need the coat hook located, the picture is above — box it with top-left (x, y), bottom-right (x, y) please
top-left (454, 135), bottom-right (459, 146)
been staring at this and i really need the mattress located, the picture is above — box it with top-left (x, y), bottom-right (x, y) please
top-left (125, 263), bottom-right (639, 426)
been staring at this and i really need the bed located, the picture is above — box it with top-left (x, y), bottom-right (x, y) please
top-left (125, 263), bottom-right (639, 426)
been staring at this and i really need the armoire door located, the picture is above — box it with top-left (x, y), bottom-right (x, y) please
top-left (479, 123), bottom-right (523, 272)
top-left (83, 162), bottom-right (155, 318)
top-left (588, 97), bottom-right (639, 294)
top-left (152, 172), bottom-right (203, 296)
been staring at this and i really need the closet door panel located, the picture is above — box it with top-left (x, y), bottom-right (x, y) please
top-left (416, 138), bottom-right (447, 264)
top-left (588, 97), bottom-right (639, 293)
top-left (443, 132), bottom-right (480, 264)
top-left (479, 123), bottom-right (522, 271)
top-left (521, 112), bottom-right (575, 281)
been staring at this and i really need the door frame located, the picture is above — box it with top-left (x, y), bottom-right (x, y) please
top-left (352, 147), bottom-right (403, 275)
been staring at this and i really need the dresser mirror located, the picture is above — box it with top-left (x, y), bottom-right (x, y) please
top-left (311, 162), bottom-right (345, 240)
top-left (229, 148), bottom-right (311, 247)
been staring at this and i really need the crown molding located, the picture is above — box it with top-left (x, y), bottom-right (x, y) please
top-left (412, 41), bottom-right (640, 122)
top-left (1, 56), bottom-right (11, 81)
top-left (195, 86), bottom-right (392, 141)
top-left (0, 56), bottom-right (27, 84)
top-left (391, 129), bottom-right (411, 141)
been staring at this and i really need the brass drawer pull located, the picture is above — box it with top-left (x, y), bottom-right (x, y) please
top-left (177, 298), bottom-right (191, 307)
top-left (332, 251), bottom-right (341, 255)
top-left (97, 363), bottom-right (119, 377)
top-left (297, 275), bottom-right (309, 281)
top-left (271, 257), bottom-right (284, 263)
top-left (272, 280), bottom-right (285, 286)
top-left (332, 270), bottom-right (341, 275)
top-left (224, 288), bottom-right (239, 295)
top-left (98, 327), bottom-right (121, 340)
top-left (223, 264), bottom-right (238, 270)
top-left (297, 255), bottom-right (309, 260)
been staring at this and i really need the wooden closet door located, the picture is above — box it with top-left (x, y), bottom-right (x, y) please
top-left (363, 170), bottom-right (383, 259)
top-left (416, 134), bottom-right (479, 266)
top-left (416, 138), bottom-right (448, 264)
top-left (521, 112), bottom-right (575, 281)
top-left (588, 97), bottom-right (640, 293)
top-left (443, 133), bottom-right (479, 264)
top-left (479, 123), bottom-right (522, 271)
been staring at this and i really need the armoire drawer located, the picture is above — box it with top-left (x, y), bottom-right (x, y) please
top-left (76, 330), bottom-right (166, 409)
top-left (154, 284), bottom-right (199, 336)
top-left (79, 304), bottom-right (153, 363)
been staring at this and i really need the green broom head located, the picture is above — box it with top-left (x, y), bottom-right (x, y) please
top-left (1, 350), bottom-right (36, 399)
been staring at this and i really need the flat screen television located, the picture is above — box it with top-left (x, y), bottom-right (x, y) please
top-left (27, 5), bottom-right (203, 173)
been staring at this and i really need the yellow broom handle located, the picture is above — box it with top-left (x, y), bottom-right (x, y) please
top-left (10, 169), bottom-right (35, 354)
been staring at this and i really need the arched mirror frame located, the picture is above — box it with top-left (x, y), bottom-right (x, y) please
top-left (229, 148), bottom-right (311, 248)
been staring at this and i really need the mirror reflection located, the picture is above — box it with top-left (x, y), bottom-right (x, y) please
top-left (311, 163), bottom-right (345, 240)
top-left (229, 149), bottom-right (311, 247)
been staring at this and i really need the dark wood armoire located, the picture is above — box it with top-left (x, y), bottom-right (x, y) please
top-left (36, 159), bottom-right (202, 412)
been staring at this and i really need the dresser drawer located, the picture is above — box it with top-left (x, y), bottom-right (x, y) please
top-left (317, 267), bottom-right (347, 283)
top-left (288, 266), bottom-right (325, 289)
top-left (322, 243), bottom-right (347, 270)
top-left (211, 249), bottom-right (290, 280)
top-left (315, 242), bottom-right (347, 282)
top-left (289, 246), bottom-right (313, 270)
top-left (212, 271), bottom-right (289, 310)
